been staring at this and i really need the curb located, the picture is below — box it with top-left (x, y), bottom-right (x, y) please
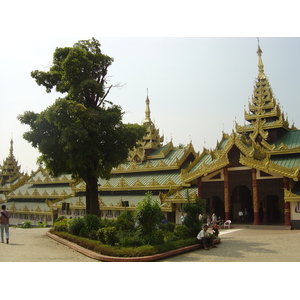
top-left (46, 231), bottom-right (220, 262)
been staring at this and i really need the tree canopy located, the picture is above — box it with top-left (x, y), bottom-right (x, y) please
top-left (18, 38), bottom-right (146, 215)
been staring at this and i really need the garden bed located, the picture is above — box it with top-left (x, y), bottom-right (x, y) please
top-left (46, 230), bottom-right (220, 262)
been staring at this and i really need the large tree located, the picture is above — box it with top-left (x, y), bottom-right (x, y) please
top-left (18, 38), bottom-right (146, 216)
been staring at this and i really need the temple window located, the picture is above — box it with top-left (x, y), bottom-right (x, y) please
top-left (106, 210), bottom-right (113, 218)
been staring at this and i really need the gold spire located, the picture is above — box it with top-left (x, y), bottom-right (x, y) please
top-left (9, 137), bottom-right (13, 158)
top-left (257, 38), bottom-right (265, 80)
top-left (144, 89), bottom-right (151, 124)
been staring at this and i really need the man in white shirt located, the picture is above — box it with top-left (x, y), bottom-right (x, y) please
top-left (197, 225), bottom-right (217, 250)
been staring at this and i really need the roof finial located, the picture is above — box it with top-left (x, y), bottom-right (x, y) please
top-left (144, 89), bottom-right (151, 124)
top-left (9, 134), bottom-right (14, 157)
top-left (256, 37), bottom-right (265, 79)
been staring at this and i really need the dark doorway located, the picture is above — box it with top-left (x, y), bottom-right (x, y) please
top-left (259, 195), bottom-right (283, 224)
top-left (167, 211), bottom-right (175, 223)
top-left (211, 196), bottom-right (224, 221)
top-left (230, 185), bottom-right (253, 223)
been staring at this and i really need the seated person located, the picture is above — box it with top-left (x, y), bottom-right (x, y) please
top-left (212, 223), bottom-right (219, 237)
top-left (217, 216), bottom-right (223, 225)
top-left (197, 225), bottom-right (217, 250)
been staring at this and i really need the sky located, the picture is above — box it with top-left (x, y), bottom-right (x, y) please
top-left (1, 1), bottom-right (300, 177)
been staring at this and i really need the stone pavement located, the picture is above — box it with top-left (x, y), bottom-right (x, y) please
top-left (0, 227), bottom-right (96, 262)
top-left (159, 224), bottom-right (300, 262)
top-left (1, 225), bottom-right (299, 262)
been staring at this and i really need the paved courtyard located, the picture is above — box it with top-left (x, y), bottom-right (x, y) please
top-left (0, 225), bottom-right (299, 262)
top-left (160, 225), bottom-right (300, 262)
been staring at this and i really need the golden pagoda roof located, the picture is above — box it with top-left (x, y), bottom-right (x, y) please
top-left (236, 43), bottom-right (292, 142)
top-left (0, 139), bottom-right (23, 186)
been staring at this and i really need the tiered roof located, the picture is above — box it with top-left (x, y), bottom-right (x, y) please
top-left (0, 139), bottom-right (28, 202)
top-left (182, 43), bottom-right (300, 184)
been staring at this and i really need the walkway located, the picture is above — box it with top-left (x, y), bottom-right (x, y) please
top-left (0, 227), bottom-right (96, 262)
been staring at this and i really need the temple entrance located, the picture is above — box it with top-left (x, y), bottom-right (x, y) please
top-left (259, 195), bottom-right (283, 224)
top-left (212, 196), bottom-right (224, 220)
top-left (230, 185), bottom-right (253, 223)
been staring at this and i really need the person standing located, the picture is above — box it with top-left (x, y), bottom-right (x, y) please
top-left (211, 213), bottom-right (217, 225)
top-left (0, 205), bottom-right (10, 244)
top-left (238, 209), bottom-right (244, 223)
top-left (244, 208), bottom-right (248, 222)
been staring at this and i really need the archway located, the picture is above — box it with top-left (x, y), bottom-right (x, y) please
top-left (230, 185), bottom-right (253, 223)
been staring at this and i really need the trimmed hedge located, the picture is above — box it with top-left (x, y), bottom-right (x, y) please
top-left (50, 229), bottom-right (198, 257)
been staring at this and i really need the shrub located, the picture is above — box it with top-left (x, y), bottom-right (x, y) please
top-left (84, 214), bottom-right (101, 232)
top-left (117, 210), bottom-right (135, 230)
top-left (99, 218), bottom-right (116, 228)
top-left (134, 192), bottom-right (164, 244)
top-left (51, 230), bottom-right (200, 258)
top-left (97, 227), bottom-right (118, 246)
top-left (163, 231), bottom-right (179, 243)
top-left (53, 219), bottom-right (69, 232)
top-left (118, 231), bottom-right (144, 247)
top-left (68, 217), bottom-right (85, 236)
top-left (183, 196), bottom-right (206, 237)
top-left (79, 227), bottom-right (89, 238)
top-left (21, 221), bottom-right (32, 228)
top-left (159, 221), bottom-right (175, 232)
top-left (174, 225), bottom-right (189, 239)
top-left (54, 216), bottom-right (67, 223)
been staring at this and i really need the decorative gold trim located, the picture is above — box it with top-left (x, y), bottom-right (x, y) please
top-left (284, 188), bottom-right (300, 202)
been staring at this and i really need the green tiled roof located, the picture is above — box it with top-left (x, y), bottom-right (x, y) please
top-left (100, 170), bottom-right (183, 188)
top-left (271, 155), bottom-right (300, 169)
top-left (116, 147), bottom-right (188, 171)
top-left (188, 154), bottom-right (214, 174)
top-left (274, 130), bottom-right (300, 149)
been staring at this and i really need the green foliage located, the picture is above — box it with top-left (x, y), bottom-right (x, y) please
top-left (174, 224), bottom-right (190, 239)
top-left (53, 219), bottom-right (69, 232)
top-left (51, 230), bottom-right (198, 258)
top-left (135, 192), bottom-right (164, 236)
top-left (37, 222), bottom-right (46, 228)
top-left (99, 218), bottom-right (117, 228)
top-left (54, 216), bottom-right (67, 223)
top-left (20, 221), bottom-right (32, 228)
top-left (182, 196), bottom-right (206, 237)
top-left (159, 221), bottom-right (176, 232)
top-left (117, 210), bottom-right (135, 230)
top-left (79, 227), bottom-right (89, 238)
top-left (97, 227), bottom-right (118, 246)
top-left (67, 217), bottom-right (85, 236)
top-left (83, 214), bottom-right (101, 231)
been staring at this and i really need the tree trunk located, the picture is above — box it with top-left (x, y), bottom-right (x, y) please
top-left (85, 172), bottom-right (100, 216)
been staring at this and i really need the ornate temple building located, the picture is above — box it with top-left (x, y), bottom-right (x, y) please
top-left (1, 95), bottom-right (198, 226)
top-left (182, 44), bottom-right (300, 226)
top-left (1, 43), bottom-right (300, 227)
